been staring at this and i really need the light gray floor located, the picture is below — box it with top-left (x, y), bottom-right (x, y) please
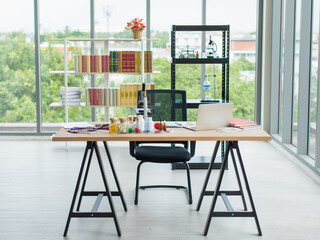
top-left (0, 139), bottom-right (320, 240)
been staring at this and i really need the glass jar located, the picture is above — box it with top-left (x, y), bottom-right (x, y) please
top-left (135, 116), bottom-right (141, 133)
top-left (118, 117), bottom-right (127, 134)
top-left (109, 117), bottom-right (118, 134)
top-left (127, 116), bottom-right (135, 133)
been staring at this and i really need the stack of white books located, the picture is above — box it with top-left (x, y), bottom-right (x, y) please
top-left (60, 87), bottom-right (82, 105)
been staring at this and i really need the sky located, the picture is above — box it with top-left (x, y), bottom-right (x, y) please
top-left (0, 0), bottom-right (257, 34)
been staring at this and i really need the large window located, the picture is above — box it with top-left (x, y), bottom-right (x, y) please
top-left (207, 0), bottom-right (257, 121)
top-left (292, 0), bottom-right (301, 147)
top-left (0, 0), bottom-right (36, 132)
top-left (0, 0), bottom-right (259, 134)
top-left (308, 0), bottom-right (320, 159)
top-left (40, 0), bottom-right (91, 130)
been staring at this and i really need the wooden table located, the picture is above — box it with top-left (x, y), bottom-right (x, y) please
top-left (52, 127), bottom-right (271, 236)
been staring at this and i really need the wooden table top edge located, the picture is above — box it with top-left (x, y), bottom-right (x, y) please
top-left (52, 127), bottom-right (272, 142)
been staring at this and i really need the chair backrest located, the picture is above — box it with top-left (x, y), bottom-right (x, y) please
top-left (137, 89), bottom-right (187, 121)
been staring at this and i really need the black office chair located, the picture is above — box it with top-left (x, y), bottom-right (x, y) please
top-left (130, 89), bottom-right (195, 205)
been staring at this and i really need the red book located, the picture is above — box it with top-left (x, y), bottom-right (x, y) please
top-left (90, 55), bottom-right (95, 73)
top-left (230, 118), bottom-right (258, 127)
top-left (106, 55), bottom-right (110, 72)
top-left (89, 88), bottom-right (94, 105)
top-left (95, 55), bottom-right (99, 72)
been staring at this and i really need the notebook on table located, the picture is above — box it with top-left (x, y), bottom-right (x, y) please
top-left (181, 103), bottom-right (234, 131)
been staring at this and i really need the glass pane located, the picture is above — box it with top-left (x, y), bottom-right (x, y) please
top-left (279, 0), bottom-right (287, 136)
top-left (94, 0), bottom-right (146, 120)
top-left (308, 0), bottom-right (320, 159)
top-left (151, 0), bottom-right (201, 121)
top-left (292, 0), bottom-right (301, 147)
top-left (207, 0), bottom-right (257, 121)
top-left (0, 0), bottom-right (36, 132)
top-left (40, 0), bottom-right (91, 131)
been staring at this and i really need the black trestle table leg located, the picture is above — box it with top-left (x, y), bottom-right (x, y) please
top-left (103, 141), bottom-right (127, 211)
top-left (235, 142), bottom-right (262, 236)
top-left (63, 141), bottom-right (91, 237)
top-left (93, 142), bottom-right (121, 237)
top-left (230, 147), bottom-right (247, 211)
top-left (76, 144), bottom-right (94, 211)
top-left (196, 141), bottom-right (221, 211)
top-left (203, 141), bottom-right (232, 236)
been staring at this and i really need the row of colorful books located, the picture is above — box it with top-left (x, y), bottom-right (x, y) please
top-left (109, 51), bottom-right (153, 73)
top-left (74, 51), bottom-right (153, 74)
top-left (85, 88), bottom-right (120, 106)
top-left (75, 55), bottom-right (110, 73)
top-left (84, 83), bottom-right (155, 106)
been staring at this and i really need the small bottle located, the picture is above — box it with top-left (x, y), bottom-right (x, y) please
top-left (135, 116), bottom-right (142, 133)
top-left (147, 117), bottom-right (154, 133)
top-left (138, 115), bottom-right (145, 132)
top-left (118, 117), bottom-right (127, 134)
top-left (159, 119), bottom-right (163, 131)
top-left (163, 120), bottom-right (167, 131)
top-left (109, 117), bottom-right (118, 134)
top-left (196, 51), bottom-right (199, 59)
top-left (127, 116), bottom-right (135, 133)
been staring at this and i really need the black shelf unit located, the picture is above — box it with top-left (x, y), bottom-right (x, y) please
top-left (171, 25), bottom-right (230, 170)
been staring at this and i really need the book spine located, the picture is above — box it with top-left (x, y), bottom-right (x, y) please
top-left (82, 55), bottom-right (87, 73)
top-left (90, 55), bottom-right (95, 73)
top-left (116, 88), bottom-right (121, 106)
top-left (87, 55), bottom-right (91, 73)
top-left (75, 55), bottom-right (79, 73)
top-left (98, 55), bottom-right (102, 73)
top-left (106, 55), bottom-right (110, 72)
top-left (78, 55), bottom-right (82, 73)
top-left (118, 51), bottom-right (122, 73)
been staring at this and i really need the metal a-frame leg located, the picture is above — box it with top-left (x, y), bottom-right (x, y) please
top-left (234, 142), bottom-right (262, 236)
top-left (63, 141), bottom-right (122, 237)
top-left (63, 141), bottom-right (91, 237)
top-left (203, 141), bottom-right (262, 236)
top-left (76, 145), bottom-right (94, 211)
top-left (203, 141), bottom-right (232, 236)
top-left (103, 141), bottom-right (127, 212)
top-left (230, 147), bottom-right (248, 211)
top-left (93, 141), bottom-right (121, 236)
top-left (196, 141), bottom-right (221, 211)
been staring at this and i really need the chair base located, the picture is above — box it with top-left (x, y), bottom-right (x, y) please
top-left (135, 161), bottom-right (193, 205)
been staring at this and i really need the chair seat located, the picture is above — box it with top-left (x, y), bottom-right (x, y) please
top-left (135, 146), bottom-right (191, 163)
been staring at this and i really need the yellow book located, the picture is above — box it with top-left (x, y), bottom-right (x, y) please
top-left (120, 84), bottom-right (125, 106)
top-left (116, 88), bottom-right (121, 106)
top-left (133, 83), bottom-right (139, 106)
top-left (98, 55), bottom-right (102, 73)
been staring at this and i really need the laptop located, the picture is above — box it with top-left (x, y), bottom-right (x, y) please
top-left (182, 103), bottom-right (234, 131)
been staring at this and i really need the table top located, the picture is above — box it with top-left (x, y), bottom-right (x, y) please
top-left (52, 127), bottom-right (272, 142)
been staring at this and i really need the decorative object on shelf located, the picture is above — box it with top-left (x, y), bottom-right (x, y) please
top-left (125, 18), bottom-right (146, 40)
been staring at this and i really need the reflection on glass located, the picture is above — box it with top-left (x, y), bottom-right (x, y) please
top-left (40, 0), bottom-right (92, 129)
top-left (308, 0), bottom-right (320, 159)
top-left (292, 0), bottom-right (301, 147)
top-left (279, 0), bottom-right (287, 136)
top-left (0, 0), bottom-right (36, 132)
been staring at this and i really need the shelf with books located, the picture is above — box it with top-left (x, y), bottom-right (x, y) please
top-left (50, 71), bottom-right (160, 75)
